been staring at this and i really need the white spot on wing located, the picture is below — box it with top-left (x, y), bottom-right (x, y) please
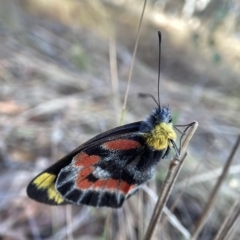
top-left (92, 166), bottom-right (111, 179)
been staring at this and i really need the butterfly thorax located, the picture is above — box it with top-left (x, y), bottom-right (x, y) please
top-left (140, 107), bottom-right (177, 150)
top-left (144, 122), bottom-right (176, 150)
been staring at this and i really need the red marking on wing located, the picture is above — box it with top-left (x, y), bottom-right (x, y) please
top-left (77, 179), bottom-right (93, 189)
top-left (74, 152), bottom-right (100, 167)
top-left (87, 179), bottom-right (119, 191)
top-left (76, 167), bottom-right (93, 189)
top-left (105, 179), bottom-right (119, 190)
top-left (78, 167), bottom-right (93, 178)
top-left (104, 139), bottom-right (141, 150)
top-left (118, 181), bottom-right (131, 194)
top-left (92, 179), bottom-right (108, 189)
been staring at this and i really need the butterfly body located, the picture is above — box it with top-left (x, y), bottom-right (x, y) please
top-left (27, 106), bottom-right (177, 208)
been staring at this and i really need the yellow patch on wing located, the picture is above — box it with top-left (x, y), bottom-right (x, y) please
top-left (33, 173), bottom-right (64, 204)
top-left (145, 122), bottom-right (177, 150)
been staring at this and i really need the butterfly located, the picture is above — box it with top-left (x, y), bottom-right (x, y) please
top-left (27, 32), bottom-right (190, 208)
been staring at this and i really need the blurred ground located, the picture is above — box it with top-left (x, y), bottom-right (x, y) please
top-left (0, 0), bottom-right (240, 239)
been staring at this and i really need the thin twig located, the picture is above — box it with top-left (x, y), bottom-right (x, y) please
top-left (144, 122), bottom-right (198, 240)
top-left (220, 206), bottom-right (240, 240)
top-left (142, 185), bottom-right (191, 238)
top-left (181, 122), bottom-right (198, 154)
top-left (190, 134), bottom-right (240, 240)
top-left (124, 202), bottom-right (138, 240)
top-left (138, 189), bottom-right (144, 240)
top-left (120, 0), bottom-right (147, 125)
top-left (103, 210), bottom-right (112, 240)
top-left (66, 205), bottom-right (73, 240)
top-left (161, 143), bottom-right (214, 229)
top-left (146, 156), bottom-right (181, 239)
top-left (46, 208), bottom-right (91, 240)
top-left (143, 153), bottom-right (187, 240)
top-left (213, 196), bottom-right (240, 240)
top-left (27, 213), bottom-right (42, 240)
top-left (109, 29), bottom-right (120, 124)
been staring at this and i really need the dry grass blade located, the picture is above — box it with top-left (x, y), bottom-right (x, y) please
top-left (190, 134), bottom-right (240, 240)
top-left (66, 205), bottom-right (73, 240)
top-left (103, 210), bottom-right (111, 239)
top-left (144, 122), bottom-right (198, 240)
top-left (46, 208), bottom-right (92, 240)
top-left (176, 164), bottom-right (240, 188)
top-left (213, 196), bottom-right (240, 240)
top-left (160, 157), bottom-right (201, 230)
top-left (27, 214), bottom-right (41, 240)
top-left (138, 189), bottom-right (144, 240)
top-left (142, 185), bottom-right (190, 238)
top-left (120, 0), bottom-right (147, 125)
top-left (219, 207), bottom-right (240, 240)
top-left (161, 143), bottom-right (214, 230)
top-left (109, 29), bottom-right (120, 123)
top-left (143, 153), bottom-right (187, 240)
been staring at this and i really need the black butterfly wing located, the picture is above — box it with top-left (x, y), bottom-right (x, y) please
top-left (27, 121), bottom-right (165, 207)
top-left (55, 133), bottom-right (164, 208)
top-left (27, 122), bottom-right (142, 205)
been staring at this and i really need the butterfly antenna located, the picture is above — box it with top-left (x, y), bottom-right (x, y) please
top-left (139, 32), bottom-right (162, 109)
top-left (157, 31), bottom-right (162, 108)
top-left (138, 93), bottom-right (159, 107)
